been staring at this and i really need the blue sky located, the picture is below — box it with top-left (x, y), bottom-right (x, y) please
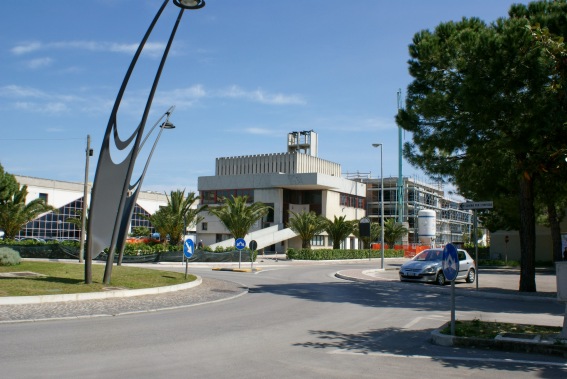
top-left (0, 0), bottom-right (528, 195)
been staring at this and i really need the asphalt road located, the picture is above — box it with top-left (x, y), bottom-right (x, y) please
top-left (1, 262), bottom-right (566, 378)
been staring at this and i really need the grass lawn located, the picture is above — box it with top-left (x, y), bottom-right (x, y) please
top-left (0, 261), bottom-right (196, 297)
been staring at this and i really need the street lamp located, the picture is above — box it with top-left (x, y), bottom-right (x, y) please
top-left (57, 219), bottom-right (63, 240)
top-left (372, 143), bottom-right (384, 270)
top-left (173, 0), bottom-right (206, 8)
top-left (115, 107), bottom-right (176, 266)
top-left (79, 135), bottom-right (93, 264)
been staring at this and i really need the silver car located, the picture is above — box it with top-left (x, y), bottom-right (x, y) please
top-left (399, 248), bottom-right (476, 285)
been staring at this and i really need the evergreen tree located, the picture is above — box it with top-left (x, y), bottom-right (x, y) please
top-left (396, 1), bottom-right (567, 291)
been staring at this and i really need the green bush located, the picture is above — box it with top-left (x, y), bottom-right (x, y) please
top-left (0, 247), bottom-right (22, 266)
top-left (286, 248), bottom-right (404, 260)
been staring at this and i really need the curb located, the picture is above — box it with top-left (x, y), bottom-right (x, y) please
top-left (0, 276), bottom-right (202, 305)
top-left (431, 323), bottom-right (567, 357)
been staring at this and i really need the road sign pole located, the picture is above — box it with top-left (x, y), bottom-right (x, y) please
top-left (183, 238), bottom-right (195, 279)
top-left (235, 238), bottom-right (246, 269)
top-left (185, 256), bottom-right (189, 279)
top-left (474, 209), bottom-right (478, 290)
top-left (450, 280), bottom-right (456, 335)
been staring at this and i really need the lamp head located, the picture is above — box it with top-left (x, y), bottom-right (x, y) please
top-left (161, 121), bottom-right (176, 129)
top-left (372, 143), bottom-right (382, 148)
top-left (173, 0), bottom-right (206, 9)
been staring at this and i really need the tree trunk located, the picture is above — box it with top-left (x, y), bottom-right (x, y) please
top-left (518, 172), bottom-right (536, 292)
top-left (547, 202), bottom-right (563, 262)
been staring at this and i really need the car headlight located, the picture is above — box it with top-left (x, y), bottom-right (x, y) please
top-left (423, 266), bottom-right (436, 274)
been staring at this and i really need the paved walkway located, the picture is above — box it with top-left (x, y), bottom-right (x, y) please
top-left (0, 277), bottom-right (246, 323)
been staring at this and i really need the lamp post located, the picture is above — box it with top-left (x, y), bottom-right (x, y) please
top-left (115, 107), bottom-right (176, 266)
top-left (372, 143), bottom-right (384, 270)
top-left (80, 135), bottom-right (92, 265)
top-left (57, 220), bottom-right (63, 240)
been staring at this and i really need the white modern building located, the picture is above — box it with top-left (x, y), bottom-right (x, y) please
top-left (197, 131), bottom-right (366, 253)
top-left (11, 175), bottom-right (168, 241)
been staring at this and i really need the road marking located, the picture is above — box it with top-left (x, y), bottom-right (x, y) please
top-left (330, 350), bottom-right (567, 368)
top-left (403, 315), bottom-right (445, 329)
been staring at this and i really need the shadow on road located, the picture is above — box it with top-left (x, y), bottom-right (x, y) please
top-left (293, 327), bottom-right (567, 376)
top-left (250, 280), bottom-right (562, 316)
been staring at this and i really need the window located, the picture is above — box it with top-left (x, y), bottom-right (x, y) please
top-left (202, 222), bottom-right (208, 231)
top-left (201, 191), bottom-right (216, 204)
top-left (311, 235), bottom-right (324, 246)
top-left (39, 193), bottom-right (48, 203)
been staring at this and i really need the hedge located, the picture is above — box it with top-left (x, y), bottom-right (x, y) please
top-left (286, 248), bottom-right (404, 260)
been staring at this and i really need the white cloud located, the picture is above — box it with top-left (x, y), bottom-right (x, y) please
top-left (218, 85), bottom-right (305, 105)
top-left (243, 127), bottom-right (275, 135)
top-left (26, 57), bottom-right (53, 69)
top-left (14, 101), bottom-right (69, 114)
top-left (11, 40), bottom-right (166, 57)
top-left (0, 85), bottom-right (47, 98)
top-left (11, 42), bottom-right (42, 55)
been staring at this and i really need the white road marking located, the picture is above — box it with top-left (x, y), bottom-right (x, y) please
top-left (403, 315), bottom-right (445, 329)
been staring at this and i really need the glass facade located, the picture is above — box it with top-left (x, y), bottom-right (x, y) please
top-left (16, 197), bottom-right (156, 241)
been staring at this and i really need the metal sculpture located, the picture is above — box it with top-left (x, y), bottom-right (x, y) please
top-left (86, 0), bottom-right (205, 284)
top-left (115, 107), bottom-right (176, 266)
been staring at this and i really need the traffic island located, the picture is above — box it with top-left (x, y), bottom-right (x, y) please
top-left (431, 322), bottom-right (567, 357)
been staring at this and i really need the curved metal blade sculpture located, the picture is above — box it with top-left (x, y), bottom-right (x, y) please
top-left (86, 0), bottom-right (205, 284)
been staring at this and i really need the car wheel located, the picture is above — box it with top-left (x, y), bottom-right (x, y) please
top-left (436, 271), bottom-right (446, 285)
top-left (466, 268), bottom-right (476, 283)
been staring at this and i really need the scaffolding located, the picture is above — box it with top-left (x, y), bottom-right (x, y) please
top-left (363, 175), bottom-right (472, 245)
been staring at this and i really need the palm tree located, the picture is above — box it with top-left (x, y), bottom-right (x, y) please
top-left (324, 215), bottom-right (356, 249)
top-left (65, 209), bottom-right (86, 230)
top-left (0, 184), bottom-right (54, 240)
top-left (207, 195), bottom-right (270, 239)
top-left (146, 190), bottom-right (206, 246)
top-left (383, 218), bottom-right (408, 248)
top-left (287, 210), bottom-right (327, 249)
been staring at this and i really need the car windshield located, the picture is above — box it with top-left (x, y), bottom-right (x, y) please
top-left (413, 250), bottom-right (442, 262)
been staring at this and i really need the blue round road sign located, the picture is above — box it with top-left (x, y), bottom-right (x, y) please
top-left (442, 243), bottom-right (459, 281)
top-left (235, 238), bottom-right (246, 250)
top-left (183, 238), bottom-right (195, 259)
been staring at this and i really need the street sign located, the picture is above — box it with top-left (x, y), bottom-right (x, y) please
top-left (443, 243), bottom-right (459, 336)
top-left (459, 201), bottom-right (493, 210)
top-left (359, 217), bottom-right (370, 238)
top-left (249, 240), bottom-right (258, 251)
top-left (183, 238), bottom-right (195, 259)
top-left (442, 243), bottom-right (459, 282)
top-left (235, 238), bottom-right (246, 250)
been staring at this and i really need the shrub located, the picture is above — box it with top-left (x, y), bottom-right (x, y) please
top-left (286, 248), bottom-right (404, 260)
top-left (0, 247), bottom-right (22, 266)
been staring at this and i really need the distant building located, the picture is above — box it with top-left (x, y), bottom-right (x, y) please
top-left (355, 175), bottom-right (474, 246)
top-left (10, 175), bottom-right (167, 241)
top-left (197, 131), bottom-right (366, 253)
